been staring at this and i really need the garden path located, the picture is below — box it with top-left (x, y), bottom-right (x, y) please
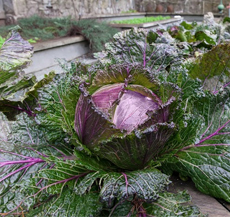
top-left (170, 175), bottom-right (230, 216)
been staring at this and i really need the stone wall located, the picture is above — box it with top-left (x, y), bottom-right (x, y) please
top-left (137, 0), bottom-right (227, 14)
top-left (0, 0), bottom-right (228, 25)
top-left (12, 0), bottom-right (136, 20)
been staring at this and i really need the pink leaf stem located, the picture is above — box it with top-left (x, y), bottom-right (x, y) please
top-left (122, 172), bottom-right (129, 197)
top-left (213, 81), bottom-right (230, 95)
top-left (196, 119), bottom-right (230, 146)
top-left (180, 143), bottom-right (230, 152)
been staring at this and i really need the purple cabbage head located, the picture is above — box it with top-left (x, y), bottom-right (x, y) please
top-left (74, 66), bottom-right (180, 170)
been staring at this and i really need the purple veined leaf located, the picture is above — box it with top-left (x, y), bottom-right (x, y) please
top-left (74, 94), bottom-right (121, 148)
top-left (0, 149), bottom-right (90, 215)
top-left (213, 81), bottom-right (230, 95)
top-left (0, 149), bottom-right (46, 184)
top-left (104, 28), bottom-right (179, 69)
top-left (100, 168), bottom-right (170, 203)
top-left (163, 143), bottom-right (230, 203)
top-left (0, 145), bottom-right (75, 184)
top-left (0, 30), bottom-right (33, 71)
top-left (194, 119), bottom-right (230, 146)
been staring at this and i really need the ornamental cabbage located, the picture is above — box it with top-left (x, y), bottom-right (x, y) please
top-left (74, 66), bottom-right (180, 170)
top-left (2, 17), bottom-right (230, 216)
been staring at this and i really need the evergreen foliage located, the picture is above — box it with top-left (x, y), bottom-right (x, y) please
top-left (0, 16), bottom-right (119, 52)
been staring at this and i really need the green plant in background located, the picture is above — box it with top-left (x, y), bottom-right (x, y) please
top-left (71, 19), bottom-right (119, 52)
top-left (223, 17), bottom-right (230, 24)
top-left (121, 9), bottom-right (138, 13)
top-left (0, 16), bottom-right (118, 52)
top-left (0, 36), bottom-right (5, 48)
top-left (111, 16), bottom-right (171, 24)
top-left (27, 37), bottom-right (39, 43)
top-left (167, 16), bottom-right (230, 46)
top-left (18, 15), bottom-right (73, 40)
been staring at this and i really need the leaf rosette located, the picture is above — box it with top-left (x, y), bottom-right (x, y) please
top-left (74, 65), bottom-right (181, 170)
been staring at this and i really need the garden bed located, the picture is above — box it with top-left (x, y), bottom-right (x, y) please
top-left (110, 17), bottom-right (182, 30)
top-left (170, 175), bottom-right (230, 216)
top-left (82, 12), bottom-right (222, 23)
top-left (110, 16), bottom-right (171, 24)
top-left (24, 17), bottom-right (182, 79)
top-left (24, 35), bottom-right (89, 80)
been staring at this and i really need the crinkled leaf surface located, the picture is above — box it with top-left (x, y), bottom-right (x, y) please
top-left (7, 112), bottom-right (65, 147)
top-left (0, 112), bottom-right (74, 213)
top-left (106, 190), bottom-right (203, 216)
top-left (94, 123), bottom-right (175, 170)
top-left (0, 71), bottom-right (55, 119)
top-left (0, 72), bottom-right (36, 101)
top-left (75, 171), bottom-right (106, 195)
top-left (27, 189), bottom-right (102, 217)
top-left (100, 168), bottom-right (170, 204)
top-left (0, 145), bottom-right (69, 213)
top-left (37, 62), bottom-right (91, 145)
top-left (189, 44), bottom-right (230, 83)
top-left (0, 112), bottom-right (11, 148)
top-left (0, 30), bottom-right (33, 71)
top-left (105, 28), bottom-right (181, 69)
top-left (144, 191), bottom-right (204, 216)
top-left (36, 150), bottom-right (115, 196)
top-left (161, 65), bottom-right (230, 203)
top-left (14, 150), bottom-right (113, 215)
top-left (161, 145), bottom-right (230, 202)
top-left (106, 200), bottom-right (135, 217)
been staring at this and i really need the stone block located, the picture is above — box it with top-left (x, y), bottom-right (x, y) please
top-left (13, 0), bottom-right (27, 17)
top-left (26, 2), bottom-right (39, 17)
top-left (203, 2), bottom-right (214, 14)
top-left (3, 0), bottom-right (14, 14)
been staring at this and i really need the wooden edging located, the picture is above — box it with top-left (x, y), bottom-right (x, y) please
top-left (33, 35), bottom-right (85, 52)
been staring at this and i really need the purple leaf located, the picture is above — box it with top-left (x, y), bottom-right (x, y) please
top-left (113, 89), bottom-right (159, 132)
top-left (0, 149), bottom-right (45, 183)
top-left (74, 94), bottom-right (121, 148)
top-left (92, 83), bottom-right (124, 112)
